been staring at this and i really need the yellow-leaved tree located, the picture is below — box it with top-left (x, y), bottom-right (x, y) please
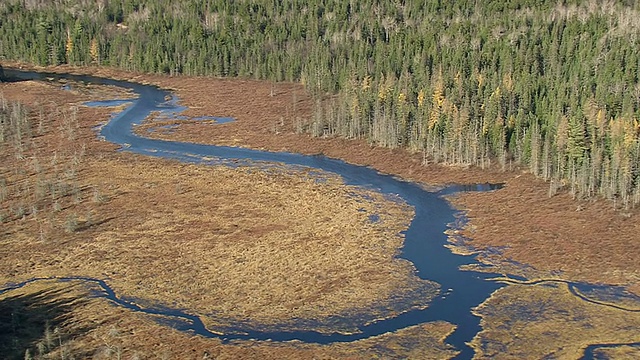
top-left (90, 38), bottom-right (99, 64)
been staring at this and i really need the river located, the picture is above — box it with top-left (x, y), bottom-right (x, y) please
top-left (3, 69), bottom-right (637, 359)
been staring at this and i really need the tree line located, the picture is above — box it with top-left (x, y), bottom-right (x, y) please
top-left (1, 0), bottom-right (639, 207)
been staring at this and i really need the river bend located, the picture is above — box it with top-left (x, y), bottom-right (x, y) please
top-left (4, 69), bottom-right (638, 359)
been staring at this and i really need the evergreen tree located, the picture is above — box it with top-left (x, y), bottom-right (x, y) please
top-left (1, 0), bottom-right (639, 206)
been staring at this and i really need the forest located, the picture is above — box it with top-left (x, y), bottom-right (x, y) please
top-left (1, 0), bottom-right (639, 207)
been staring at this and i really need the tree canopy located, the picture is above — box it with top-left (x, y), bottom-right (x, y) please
top-left (1, 0), bottom-right (639, 207)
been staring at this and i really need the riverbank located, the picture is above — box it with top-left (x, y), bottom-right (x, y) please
top-left (39, 62), bottom-right (635, 295)
top-left (0, 279), bottom-right (459, 359)
top-left (0, 74), bottom-right (428, 321)
top-left (0, 66), bottom-right (456, 358)
top-left (2, 63), bottom-right (639, 358)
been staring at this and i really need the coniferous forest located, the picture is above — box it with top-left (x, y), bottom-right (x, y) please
top-left (1, 0), bottom-right (639, 207)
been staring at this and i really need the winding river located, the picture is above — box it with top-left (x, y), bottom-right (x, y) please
top-left (2, 69), bottom-right (639, 359)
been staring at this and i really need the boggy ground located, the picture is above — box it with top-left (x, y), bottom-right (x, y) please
top-left (469, 280), bottom-right (640, 358)
top-left (2, 63), bottom-right (640, 358)
top-left (0, 67), bottom-right (450, 358)
top-left (12, 63), bottom-right (639, 295)
top-left (67, 63), bottom-right (638, 295)
top-left (0, 281), bottom-right (458, 359)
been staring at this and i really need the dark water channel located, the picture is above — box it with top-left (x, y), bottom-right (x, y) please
top-left (11, 69), bottom-right (631, 358)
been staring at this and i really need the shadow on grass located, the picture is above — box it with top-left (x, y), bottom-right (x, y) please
top-left (0, 284), bottom-right (90, 360)
top-left (71, 216), bottom-right (115, 233)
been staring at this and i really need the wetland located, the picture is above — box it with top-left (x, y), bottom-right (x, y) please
top-left (1, 66), bottom-right (639, 359)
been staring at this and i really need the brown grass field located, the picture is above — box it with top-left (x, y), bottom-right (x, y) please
top-left (1, 62), bottom-right (639, 358)
top-left (0, 280), bottom-right (458, 359)
top-left (0, 66), bottom-right (448, 358)
top-left (470, 281), bottom-right (640, 358)
top-left (591, 346), bottom-right (640, 359)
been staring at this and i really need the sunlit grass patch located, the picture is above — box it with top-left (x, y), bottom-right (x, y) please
top-left (470, 282), bottom-right (640, 359)
top-left (1, 151), bottom-right (436, 334)
top-left (2, 278), bottom-right (459, 359)
top-left (591, 345), bottom-right (640, 360)
top-left (77, 158), bottom-right (435, 333)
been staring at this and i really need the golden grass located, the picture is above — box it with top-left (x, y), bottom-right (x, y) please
top-left (591, 345), bottom-right (640, 359)
top-left (470, 282), bottom-right (640, 359)
top-left (1, 280), bottom-right (458, 359)
top-left (0, 83), bottom-right (436, 334)
top-left (1, 152), bottom-right (438, 333)
top-left (104, 157), bottom-right (437, 332)
top-left (0, 74), bottom-right (451, 357)
top-left (6, 64), bottom-right (640, 358)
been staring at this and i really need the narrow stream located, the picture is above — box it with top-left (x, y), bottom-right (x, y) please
top-left (4, 69), bottom-right (637, 359)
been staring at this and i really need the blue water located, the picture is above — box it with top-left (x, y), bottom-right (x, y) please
top-left (0, 69), bottom-right (547, 359)
top-left (84, 99), bottom-right (133, 107)
top-left (3, 68), bottom-right (509, 357)
top-left (583, 342), bottom-right (640, 359)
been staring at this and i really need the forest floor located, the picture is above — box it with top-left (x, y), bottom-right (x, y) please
top-left (1, 62), bottom-right (639, 358)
